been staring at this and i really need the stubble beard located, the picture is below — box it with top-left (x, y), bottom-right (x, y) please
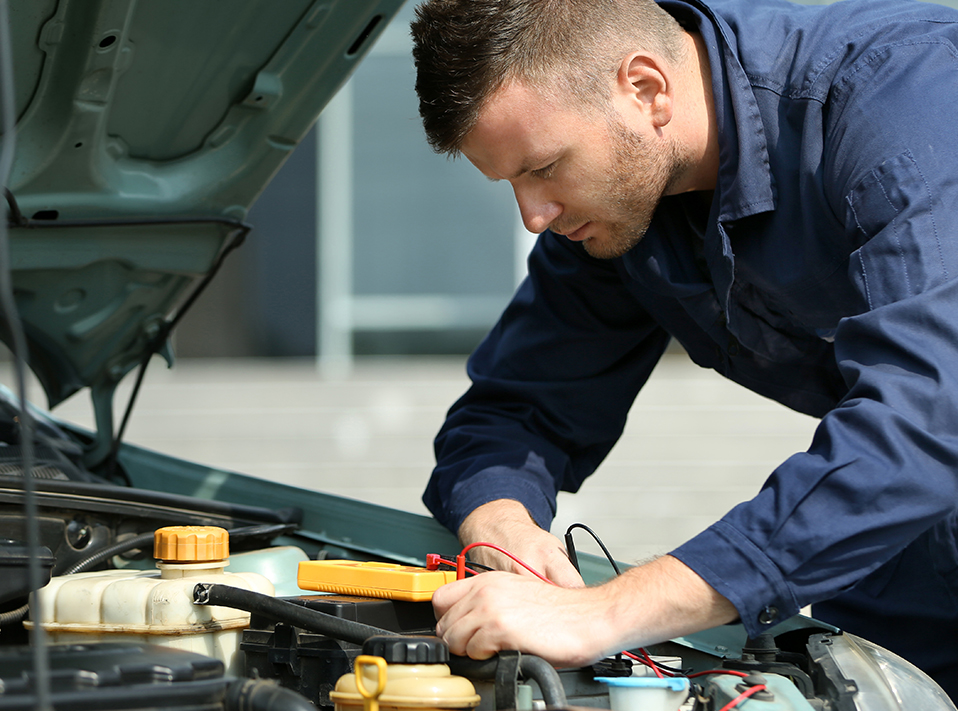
top-left (580, 118), bottom-right (682, 260)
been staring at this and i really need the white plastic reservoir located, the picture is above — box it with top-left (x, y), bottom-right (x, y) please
top-left (30, 525), bottom-right (274, 675)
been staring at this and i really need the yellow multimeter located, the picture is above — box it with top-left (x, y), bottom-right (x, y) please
top-left (297, 560), bottom-right (458, 601)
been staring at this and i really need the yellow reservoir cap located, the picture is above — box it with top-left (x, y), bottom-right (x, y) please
top-left (331, 655), bottom-right (481, 711)
top-left (298, 560), bottom-right (458, 601)
top-left (154, 526), bottom-right (229, 562)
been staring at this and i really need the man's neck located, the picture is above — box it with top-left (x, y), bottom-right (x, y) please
top-left (667, 31), bottom-right (719, 195)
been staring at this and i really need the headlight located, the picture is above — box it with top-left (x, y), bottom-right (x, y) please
top-left (822, 632), bottom-right (955, 710)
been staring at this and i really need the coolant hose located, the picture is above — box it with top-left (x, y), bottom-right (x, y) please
top-left (226, 678), bottom-right (316, 711)
top-left (518, 654), bottom-right (568, 708)
top-left (448, 653), bottom-right (568, 708)
top-left (193, 583), bottom-right (400, 645)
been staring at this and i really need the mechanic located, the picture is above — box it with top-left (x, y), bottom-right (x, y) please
top-left (411, 0), bottom-right (958, 697)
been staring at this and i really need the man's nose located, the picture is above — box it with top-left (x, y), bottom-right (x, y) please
top-left (514, 184), bottom-right (562, 234)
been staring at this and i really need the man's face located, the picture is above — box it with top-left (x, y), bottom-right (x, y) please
top-left (461, 80), bottom-right (679, 259)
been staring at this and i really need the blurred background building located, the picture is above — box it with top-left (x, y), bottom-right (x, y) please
top-left (174, 1), bottom-right (527, 365)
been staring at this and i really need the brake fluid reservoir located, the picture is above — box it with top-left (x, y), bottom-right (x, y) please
top-left (331, 636), bottom-right (480, 711)
top-left (30, 526), bottom-right (273, 675)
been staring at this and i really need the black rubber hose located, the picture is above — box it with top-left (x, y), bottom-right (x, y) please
top-left (448, 653), bottom-right (567, 708)
top-left (226, 678), bottom-right (316, 711)
top-left (519, 654), bottom-right (568, 708)
top-left (447, 655), bottom-right (499, 679)
top-left (194, 583), bottom-right (400, 645)
top-left (447, 653), bottom-right (567, 707)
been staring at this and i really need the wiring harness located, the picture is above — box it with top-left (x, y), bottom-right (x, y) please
top-left (426, 523), bottom-right (777, 710)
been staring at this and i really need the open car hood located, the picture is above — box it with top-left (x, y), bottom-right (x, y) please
top-left (1, 0), bottom-right (404, 466)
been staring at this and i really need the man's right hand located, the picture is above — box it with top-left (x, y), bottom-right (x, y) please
top-left (457, 499), bottom-right (584, 588)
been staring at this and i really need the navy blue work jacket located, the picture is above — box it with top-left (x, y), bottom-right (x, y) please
top-left (424, 0), bottom-right (958, 638)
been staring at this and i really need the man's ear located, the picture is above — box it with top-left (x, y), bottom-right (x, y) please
top-left (614, 52), bottom-right (673, 129)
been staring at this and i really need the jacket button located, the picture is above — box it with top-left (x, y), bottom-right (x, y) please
top-left (758, 606), bottom-right (779, 625)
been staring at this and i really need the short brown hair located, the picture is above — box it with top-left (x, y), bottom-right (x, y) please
top-left (411, 0), bottom-right (687, 155)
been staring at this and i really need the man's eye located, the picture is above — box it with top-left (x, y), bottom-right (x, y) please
top-left (531, 163), bottom-right (556, 179)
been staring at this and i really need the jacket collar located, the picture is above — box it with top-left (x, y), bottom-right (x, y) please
top-left (660, 0), bottom-right (776, 223)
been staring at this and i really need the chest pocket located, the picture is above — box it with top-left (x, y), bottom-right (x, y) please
top-left (846, 150), bottom-right (954, 310)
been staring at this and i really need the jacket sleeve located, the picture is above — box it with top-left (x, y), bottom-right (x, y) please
top-left (673, 37), bottom-right (958, 638)
top-left (424, 230), bottom-right (670, 534)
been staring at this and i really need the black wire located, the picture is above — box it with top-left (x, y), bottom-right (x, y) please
top-left (0, 2), bottom-right (52, 707)
top-left (563, 525), bottom-right (700, 683)
top-left (565, 523), bottom-right (622, 576)
top-left (0, 601), bottom-right (28, 626)
top-left (459, 559), bottom-right (494, 572)
top-left (564, 530), bottom-right (580, 572)
top-left (103, 357), bottom-right (148, 485)
top-left (62, 530), bottom-right (155, 576)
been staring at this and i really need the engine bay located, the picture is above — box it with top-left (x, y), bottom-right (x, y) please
top-left (1, 457), bottom-right (950, 711)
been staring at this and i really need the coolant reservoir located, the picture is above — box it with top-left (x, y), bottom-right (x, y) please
top-left (29, 525), bottom-right (274, 675)
top-left (331, 636), bottom-right (480, 711)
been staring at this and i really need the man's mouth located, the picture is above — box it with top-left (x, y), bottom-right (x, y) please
top-left (562, 223), bottom-right (592, 242)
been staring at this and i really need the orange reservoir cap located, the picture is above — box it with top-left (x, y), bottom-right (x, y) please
top-left (297, 560), bottom-right (458, 601)
top-left (154, 525), bottom-right (229, 562)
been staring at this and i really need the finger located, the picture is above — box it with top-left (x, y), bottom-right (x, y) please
top-left (439, 596), bottom-right (510, 661)
top-left (431, 576), bottom-right (473, 616)
top-left (436, 604), bottom-right (489, 657)
top-left (464, 625), bottom-right (503, 660)
top-left (434, 575), bottom-right (492, 637)
top-left (434, 574), bottom-right (509, 648)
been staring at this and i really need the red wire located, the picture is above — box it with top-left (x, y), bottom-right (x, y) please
top-left (638, 648), bottom-right (665, 679)
top-left (717, 684), bottom-right (768, 711)
top-left (621, 650), bottom-right (669, 678)
top-left (453, 543), bottom-right (759, 703)
top-left (449, 541), bottom-right (774, 711)
top-left (687, 669), bottom-right (749, 678)
top-left (457, 543), bottom-right (670, 682)
top-left (460, 542), bottom-right (554, 584)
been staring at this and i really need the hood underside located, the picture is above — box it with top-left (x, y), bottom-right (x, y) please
top-left (0, 0), bottom-right (405, 465)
